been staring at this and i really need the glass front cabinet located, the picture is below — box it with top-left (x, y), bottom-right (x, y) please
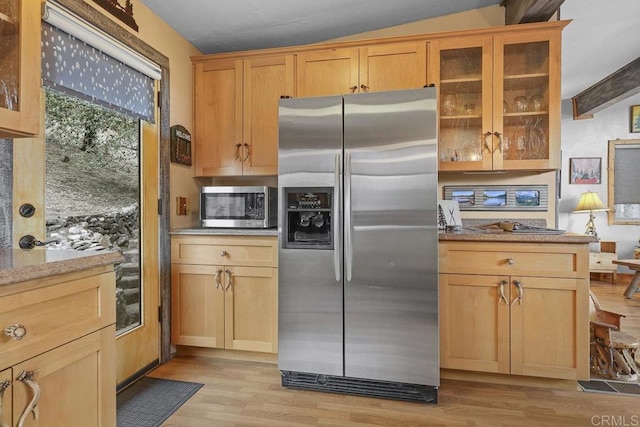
top-left (0, 0), bottom-right (40, 138)
top-left (432, 24), bottom-right (565, 172)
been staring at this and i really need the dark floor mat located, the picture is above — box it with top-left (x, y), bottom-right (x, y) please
top-left (609, 382), bottom-right (640, 395)
top-left (117, 376), bottom-right (203, 427)
top-left (579, 379), bottom-right (640, 396)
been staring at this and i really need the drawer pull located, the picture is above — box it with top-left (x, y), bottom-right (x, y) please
top-left (220, 250), bottom-right (227, 257)
top-left (17, 371), bottom-right (40, 427)
top-left (5, 324), bottom-right (27, 340)
top-left (507, 258), bottom-right (515, 265)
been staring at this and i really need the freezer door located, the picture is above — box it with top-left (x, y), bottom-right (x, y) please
top-left (343, 88), bottom-right (439, 386)
top-left (277, 96), bottom-right (344, 376)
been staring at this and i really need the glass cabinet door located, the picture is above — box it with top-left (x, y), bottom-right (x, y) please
top-left (0, 0), bottom-right (39, 137)
top-left (495, 31), bottom-right (561, 170)
top-left (434, 37), bottom-right (493, 171)
top-left (0, 0), bottom-right (20, 113)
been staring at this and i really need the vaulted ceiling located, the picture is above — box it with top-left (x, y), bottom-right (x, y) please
top-left (139, 0), bottom-right (640, 105)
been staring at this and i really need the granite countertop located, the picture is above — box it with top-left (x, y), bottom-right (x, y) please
top-left (170, 227), bottom-right (278, 237)
top-left (0, 249), bottom-right (124, 286)
top-left (438, 228), bottom-right (597, 244)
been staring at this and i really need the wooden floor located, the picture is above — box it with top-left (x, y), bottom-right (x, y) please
top-left (148, 278), bottom-right (640, 427)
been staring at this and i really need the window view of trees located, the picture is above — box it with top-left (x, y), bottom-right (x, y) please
top-left (44, 88), bottom-right (142, 334)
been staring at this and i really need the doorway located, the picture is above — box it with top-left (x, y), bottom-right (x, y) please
top-left (43, 86), bottom-right (160, 384)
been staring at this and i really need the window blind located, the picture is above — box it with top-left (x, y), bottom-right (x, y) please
top-left (41, 22), bottom-right (155, 122)
top-left (614, 144), bottom-right (640, 204)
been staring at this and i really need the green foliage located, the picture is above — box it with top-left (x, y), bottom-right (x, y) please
top-left (44, 88), bottom-right (139, 170)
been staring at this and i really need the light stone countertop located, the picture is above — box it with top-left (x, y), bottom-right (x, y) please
top-left (0, 249), bottom-right (124, 286)
top-left (438, 229), bottom-right (597, 244)
top-left (170, 227), bottom-right (278, 237)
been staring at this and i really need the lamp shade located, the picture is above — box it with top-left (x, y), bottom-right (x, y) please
top-left (574, 191), bottom-right (606, 212)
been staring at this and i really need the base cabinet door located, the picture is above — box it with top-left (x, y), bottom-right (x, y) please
top-left (224, 266), bottom-right (278, 353)
top-left (440, 273), bottom-right (589, 380)
top-left (510, 276), bottom-right (589, 380)
top-left (439, 273), bottom-right (510, 373)
top-left (171, 264), bottom-right (225, 348)
top-left (171, 261), bottom-right (279, 354)
top-left (12, 326), bottom-right (115, 427)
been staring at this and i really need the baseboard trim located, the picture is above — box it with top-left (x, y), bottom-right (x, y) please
top-left (176, 345), bottom-right (278, 364)
top-left (440, 368), bottom-right (578, 390)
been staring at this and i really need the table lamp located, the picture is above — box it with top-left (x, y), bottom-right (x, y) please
top-left (573, 191), bottom-right (608, 238)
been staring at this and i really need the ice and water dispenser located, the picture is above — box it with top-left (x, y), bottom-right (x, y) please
top-left (282, 188), bottom-right (333, 249)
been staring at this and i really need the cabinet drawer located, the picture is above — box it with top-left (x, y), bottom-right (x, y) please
top-left (589, 252), bottom-right (617, 272)
top-left (439, 242), bottom-right (588, 278)
top-left (172, 235), bottom-right (277, 267)
top-left (0, 271), bottom-right (115, 369)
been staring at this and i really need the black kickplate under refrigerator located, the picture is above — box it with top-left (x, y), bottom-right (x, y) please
top-left (280, 371), bottom-right (438, 404)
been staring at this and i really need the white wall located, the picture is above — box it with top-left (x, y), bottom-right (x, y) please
top-left (558, 94), bottom-right (640, 264)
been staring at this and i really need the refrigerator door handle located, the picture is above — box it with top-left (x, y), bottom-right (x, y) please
top-left (334, 153), bottom-right (341, 282)
top-left (345, 151), bottom-right (353, 282)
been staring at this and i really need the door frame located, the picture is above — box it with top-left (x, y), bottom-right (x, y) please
top-left (54, 0), bottom-right (173, 367)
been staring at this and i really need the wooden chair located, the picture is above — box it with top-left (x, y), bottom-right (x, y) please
top-left (589, 290), bottom-right (639, 381)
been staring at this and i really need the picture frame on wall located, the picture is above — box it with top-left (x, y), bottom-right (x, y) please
top-left (569, 157), bottom-right (601, 184)
top-left (631, 105), bottom-right (640, 133)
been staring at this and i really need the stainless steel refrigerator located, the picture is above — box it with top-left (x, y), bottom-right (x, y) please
top-left (277, 88), bottom-right (439, 403)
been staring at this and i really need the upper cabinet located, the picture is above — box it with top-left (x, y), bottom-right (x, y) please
top-left (296, 42), bottom-right (427, 98)
top-left (193, 55), bottom-right (294, 177)
top-left (0, 0), bottom-right (40, 138)
top-left (192, 22), bottom-right (567, 176)
top-left (433, 26), bottom-right (564, 172)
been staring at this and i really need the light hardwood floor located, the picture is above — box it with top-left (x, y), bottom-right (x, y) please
top-left (148, 278), bottom-right (640, 427)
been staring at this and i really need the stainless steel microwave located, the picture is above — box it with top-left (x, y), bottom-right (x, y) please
top-left (200, 186), bottom-right (277, 228)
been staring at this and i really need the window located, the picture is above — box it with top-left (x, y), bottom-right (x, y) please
top-left (608, 139), bottom-right (640, 224)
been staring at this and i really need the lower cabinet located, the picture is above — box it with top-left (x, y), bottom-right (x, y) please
top-left (0, 266), bottom-right (117, 426)
top-left (439, 241), bottom-right (590, 381)
top-left (11, 326), bottom-right (115, 427)
top-left (171, 235), bottom-right (278, 354)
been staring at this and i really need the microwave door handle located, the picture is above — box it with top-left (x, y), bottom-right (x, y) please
top-left (345, 151), bottom-right (352, 282)
top-left (334, 153), bottom-right (341, 282)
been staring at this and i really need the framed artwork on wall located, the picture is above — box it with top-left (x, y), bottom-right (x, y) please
top-left (569, 157), bottom-right (601, 184)
top-left (631, 105), bottom-right (640, 133)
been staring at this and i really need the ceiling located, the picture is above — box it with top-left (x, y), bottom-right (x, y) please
top-left (140, 0), bottom-right (640, 102)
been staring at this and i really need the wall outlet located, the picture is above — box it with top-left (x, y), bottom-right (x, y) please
top-left (176, 197), bottom-right (189, 215)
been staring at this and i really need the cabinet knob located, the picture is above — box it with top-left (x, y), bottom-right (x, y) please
top-left (5, 324), bottom-right (27, 340)
top-left (507, 258), bottom-right (515, 265)
top-left (220, 250), bottom-right (227, 257)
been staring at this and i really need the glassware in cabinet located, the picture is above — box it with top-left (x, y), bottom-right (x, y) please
top-left (438, 46), bottom-right (488, 169)
top-left (500, 41), bottom-right (551, 164)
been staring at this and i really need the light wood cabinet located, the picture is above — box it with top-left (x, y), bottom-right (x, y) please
top-left (439, 241), bottom-right (590, 381)
top-left (0, 266), bottom-right (116, 426)
top-left (296, 42), bottom-right (427, 97)
top-left (0, 0), bottom-right (40, 138)
top-left (193, 55), bottom-right (294, 176)
top-left (432, 24), bottom-right (565, 171)
top-left (0, 368), bottom-right (10, 427)
top-left (171, 236), bottom-right (278, 354)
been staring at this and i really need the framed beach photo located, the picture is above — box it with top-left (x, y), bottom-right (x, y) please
top-left (569, 157), bottom-right (601, 184)
top-left (631, 105), bottom-right (640, 133)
